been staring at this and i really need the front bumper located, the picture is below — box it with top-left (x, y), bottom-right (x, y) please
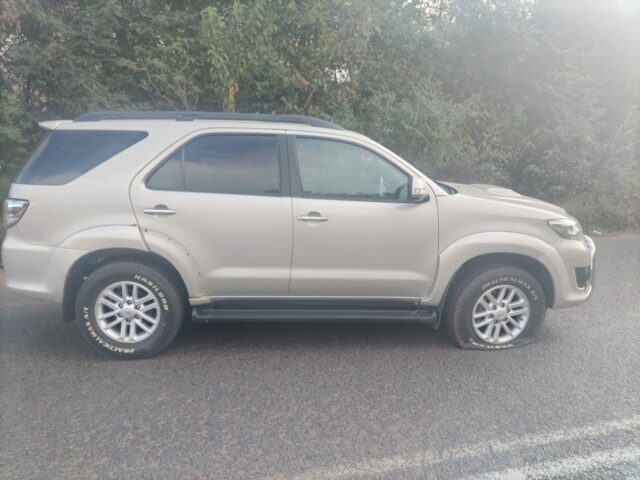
top-left (539, 234), bottom-right (596, 309)
top-left (581, 235), bottom-right (596, 291)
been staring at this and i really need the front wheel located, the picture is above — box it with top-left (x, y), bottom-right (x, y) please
top-left (75, 261), bottom-right (185, 358)
top-left (443, 265), bottom-right (546, 349)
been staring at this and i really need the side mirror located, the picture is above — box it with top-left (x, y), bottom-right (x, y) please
top-left (410, 177), bottom-right (430, 202)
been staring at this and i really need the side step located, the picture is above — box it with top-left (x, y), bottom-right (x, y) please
top-left (192, 302), bottom-right (438, 324)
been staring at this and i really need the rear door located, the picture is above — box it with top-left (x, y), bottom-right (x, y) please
top-left (131, 132), bottom-right (293, 297)
top-left (288, 135), bottom-right (439, 298)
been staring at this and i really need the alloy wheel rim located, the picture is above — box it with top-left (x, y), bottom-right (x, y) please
top-left (472, 285), bottom-right (530, 344)
top-left (95, 281), bottom-right (161, 343)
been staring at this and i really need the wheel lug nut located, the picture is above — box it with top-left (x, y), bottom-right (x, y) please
top-left (135, 305), bottom-right (139, 310)
top-left (118, 303), bottom-right (123, 308)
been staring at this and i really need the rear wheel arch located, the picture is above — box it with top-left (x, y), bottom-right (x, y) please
top-left (63, 248), bottom-right (190, 322)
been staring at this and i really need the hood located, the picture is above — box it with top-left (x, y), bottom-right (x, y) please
top-left (441, 182), bottom-right (569, 218)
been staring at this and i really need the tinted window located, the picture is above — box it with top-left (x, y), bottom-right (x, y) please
top-left (149, 135), bottom-right (279, 195)
top-left (17, 130), bottom-right (147, 185)
top-left (296, 138), bottom-right (410, 201)
top-left (147, 150), bottom-right (183, 190)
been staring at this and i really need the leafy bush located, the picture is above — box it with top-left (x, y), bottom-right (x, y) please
top-left (1, 0), bottom-right (638, 231)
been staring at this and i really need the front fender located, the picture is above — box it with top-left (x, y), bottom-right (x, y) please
top-left (422, 232), bottom-right (554, 306)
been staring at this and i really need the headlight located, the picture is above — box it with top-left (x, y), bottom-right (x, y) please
top-left (547, 218), bottom-right (583, 240)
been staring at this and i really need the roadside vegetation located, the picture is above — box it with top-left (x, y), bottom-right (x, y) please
top-left (1, 0), bottom-right (638, 232)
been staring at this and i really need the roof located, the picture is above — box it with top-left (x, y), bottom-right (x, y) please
top-left (73, 111), bottom-right (342, 130)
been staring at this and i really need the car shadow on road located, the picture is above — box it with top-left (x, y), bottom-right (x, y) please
top-left (1, 302), bottom-right (451, 362)
top-left (170, 318), bottom-right (451, 355)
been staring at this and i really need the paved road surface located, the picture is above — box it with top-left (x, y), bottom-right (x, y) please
top-left (1, 233), bottom-right (639, 479)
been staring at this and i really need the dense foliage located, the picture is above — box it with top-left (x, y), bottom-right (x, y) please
top-left (1, 0), bottom-right (638, 230)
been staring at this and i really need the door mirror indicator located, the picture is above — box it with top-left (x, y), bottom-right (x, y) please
top-left (410, 178), bottom-right (430, 202)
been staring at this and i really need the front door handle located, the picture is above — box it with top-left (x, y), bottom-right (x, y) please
top-left (297, 212), bottom-right (328, 222)
top-left (143, 205), bottom-right (176, 216)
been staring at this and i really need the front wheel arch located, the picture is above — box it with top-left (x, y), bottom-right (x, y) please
top-left (436, 252), bottom-right (555, 328)
top-left (443, 263), bottom-right (547, 349)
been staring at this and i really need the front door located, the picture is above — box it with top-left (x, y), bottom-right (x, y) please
top-left (131, 133), bottom-right (292, 297)
top-left (288, 136), bottom-right (438, 298)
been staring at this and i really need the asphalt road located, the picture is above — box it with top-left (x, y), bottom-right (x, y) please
top-left (1, 233), bottom-right (639, 480)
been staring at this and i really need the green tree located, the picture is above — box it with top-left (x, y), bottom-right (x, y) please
top-left (1, 0), bottom-right (638, 232)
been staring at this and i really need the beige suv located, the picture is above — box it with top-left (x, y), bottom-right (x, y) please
top-left (2, 112), bottom-right (596, 358)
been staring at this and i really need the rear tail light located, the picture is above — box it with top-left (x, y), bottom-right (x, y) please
top-left (3, 198), bottom-right (29, 229)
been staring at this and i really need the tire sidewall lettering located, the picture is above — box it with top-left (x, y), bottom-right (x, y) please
top-left (82, 309), bottom-right (135, 354)
top-left (75, 262), bottom-right (184, 359)
top-left (134, 274), bottom-right (170, 311)
top-left (480, 276), bottom-right (539, 301)
top-left (80, 274), bottom-right (172, 355)
top-left (467, 337), bottom-right (515, 349)
top-left (454, 268), bottom-right (546, 350)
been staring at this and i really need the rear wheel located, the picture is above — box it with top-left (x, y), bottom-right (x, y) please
top-left (75, 261), bottom-right (185, 358)
top-left (444, 265), bottom-right (546, 349)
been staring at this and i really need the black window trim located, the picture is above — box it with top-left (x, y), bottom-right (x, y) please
top-left (145, 132), bottom-right (290, 197)
top-left (287, 135), bottom-right (414, 204)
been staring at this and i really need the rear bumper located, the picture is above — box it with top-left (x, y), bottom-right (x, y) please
top-left (1, 228), bottom-right (85, 304)
top-left (540, 235), bottom-right (596, 309)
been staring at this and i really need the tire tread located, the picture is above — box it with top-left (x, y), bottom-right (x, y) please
top-left (75, 261), bottom-right (185, 359)
top-left (443, 263), bottom-right (545, 349)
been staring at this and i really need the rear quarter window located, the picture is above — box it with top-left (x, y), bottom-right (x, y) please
top-left (16, 130), bottom-right (148, 185)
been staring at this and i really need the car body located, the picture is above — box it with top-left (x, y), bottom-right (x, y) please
top-left (2, 112), bottom-right (596, 357)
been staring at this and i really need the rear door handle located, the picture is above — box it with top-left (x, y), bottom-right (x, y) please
top-left (297, 212), bottom-right (328, 222)
top-left (143, 205), bottom-right (176, 216)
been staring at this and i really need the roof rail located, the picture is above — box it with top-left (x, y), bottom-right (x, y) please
top-left (74, 111), bottom-right (342, 130)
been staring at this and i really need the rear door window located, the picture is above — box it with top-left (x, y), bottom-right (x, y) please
top-left (146, 150), bottom-right (183, 191)
top-left (17, 130), bottom-right (148, 185)
top-left (147, 134), bottom-right (280, 196)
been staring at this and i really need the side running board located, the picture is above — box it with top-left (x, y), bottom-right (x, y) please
top-left (192, 304), bottom-right (438, 324)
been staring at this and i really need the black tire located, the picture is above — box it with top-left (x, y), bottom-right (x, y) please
top-left (75, 261), bottom-right (185, 359)
top-left (443, 264), bottom-right (546, 349)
